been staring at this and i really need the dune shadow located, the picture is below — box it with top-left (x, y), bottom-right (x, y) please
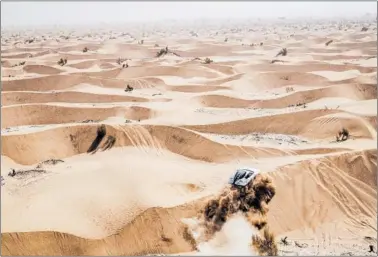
top-left (102, 135), bottom-right (116, 151)
top-left (87, 125), bottom-right (107, 154)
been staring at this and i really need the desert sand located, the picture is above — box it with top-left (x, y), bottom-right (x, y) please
top-left (1, 16), bottom-right (377, 256)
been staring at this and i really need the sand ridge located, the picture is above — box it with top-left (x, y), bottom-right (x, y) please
top-left (1, 16), bottom-right (377, 256)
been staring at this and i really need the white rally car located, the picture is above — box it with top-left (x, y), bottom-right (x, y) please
top-left (228, 167), bottom-right (260, 192)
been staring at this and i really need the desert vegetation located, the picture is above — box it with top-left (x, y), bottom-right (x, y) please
top-left (285, 87), bottom-right (294, 93)
top-left (325, 39), bottom-right (333, 46)
top-left (275, 48), bottom-right (288, 57)
top-left (336, 128), bottom-right (350, 142)
top-left (203, 57), bottom-right (213, 64)
top-left (57, 58), bottom-right (67, 66)
top-left (125, 84), bottom-right (134, 92)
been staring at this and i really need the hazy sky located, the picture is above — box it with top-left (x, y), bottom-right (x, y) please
top-left (2, 1), bottom-right (377, 27)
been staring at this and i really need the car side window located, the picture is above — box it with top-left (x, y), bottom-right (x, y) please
top-left (244, 171), bottom-right (254, 179)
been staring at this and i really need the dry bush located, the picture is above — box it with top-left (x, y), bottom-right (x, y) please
top-left (57, 58), bottom-right (67, 66)
top-left (280, 236), bottom-right (289, 245)
top-left (155, 46), bottom-right (180, 58)
top-left (190, 31), bottom-right (198, 37)
top-left (125, 84), bottom-right (134, 92)
top-left (281, 76), bottom-right (289, 81)
top-left (285, 87), bottom-right (294, 93)
top-left (336, 128), bottom-right (349, 142)
top-left (289, 102), bottom-right (307, 108)
top-left (361, 27), bottom-right (369, 32)
top-left (8, 168), bottom-right (46, 178)
top-left (275, 48), bottom-right (287, 57)
top-left (82, 47), bottom-right (88, 53)
top-left (251, 227), bottom-right (278, 256)
top-left (325, 40), bottom-right (333, 46)
top-left (116, 57), bottom-right (126, 65)
top-left (81, 119), bottom-right (98, 123)
top-left (36, 159), bottom-right (64, 168)
top-left (11, 61), bottom-right (26, 67)
top-left (271, 59), bottom-right (284, 64)
top-left (25, 38), bottom-right (34, 44)
top-left (204, 57), bottom-right (213, 64)
top-left (156, 47), bottom-right (169, 57)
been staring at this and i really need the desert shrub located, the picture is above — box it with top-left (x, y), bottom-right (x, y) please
top-left (125, 84), bottom-right (134, 92)
top-left (204, 57), bottom-right (213, 64)
top-left (36, 159), bottom-right (64, 168)
top-left (271, 59), bottom-right (284, 64)
top-left (280, 236), bottom-right (289, 245)
top-left (361, 27), bottom-right (369, 32)
top-left (285, 87), bottom-right (294, 93)
top-left (276, 48), bottom-right (287, 57)
top-left (325, 40), bottom-right (333, 46)
top-left (281, 76), bottom-right (289, 81)
top-left (82, 47), bottom-right (88, 53)
top-left (8, 168), bottom-right (46, 178)
top-left (57, 58), bottom-right (67, 66)
top-left (336, 128), bottom-right (349, 142)
top-left (156, 47), bottom-right (168, 57)
top-left (251, 227), bottom-right (278, 256)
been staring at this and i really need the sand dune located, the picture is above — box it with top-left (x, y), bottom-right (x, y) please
top-left (167, 85), bottom-right (229, 93)
top-left (1, 105), bottom-right (154, 128)
top-left (1, 16), bottom-right (377, 256)
top-left (196, 83), bottom-right (376, 108)
top-left (1, 91), bottom-right (156, 106)
top-left (77, 66), bottom-right (222, 80)
top-left (183, 109), bottom-right (376, 140)
top-left (1, 53), bottom-right (32, 59)
top-left (269, 149), bottom-right (377, 233)
top-left (22, 64), bottom-right (63, 75)
top-left (236, 62), bottom-right (376, 74)
top-left (2, 149), bottom-right (375, 256)
top-left (2, 123), bottom-right (348, 166)
top-left (67, 60), bottom-right (116, 70)
top-left (1, 74), bottom-right (152, 92)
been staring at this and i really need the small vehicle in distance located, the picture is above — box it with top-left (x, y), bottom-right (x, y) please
top-left (228, 167), bottom-right (260, 195)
